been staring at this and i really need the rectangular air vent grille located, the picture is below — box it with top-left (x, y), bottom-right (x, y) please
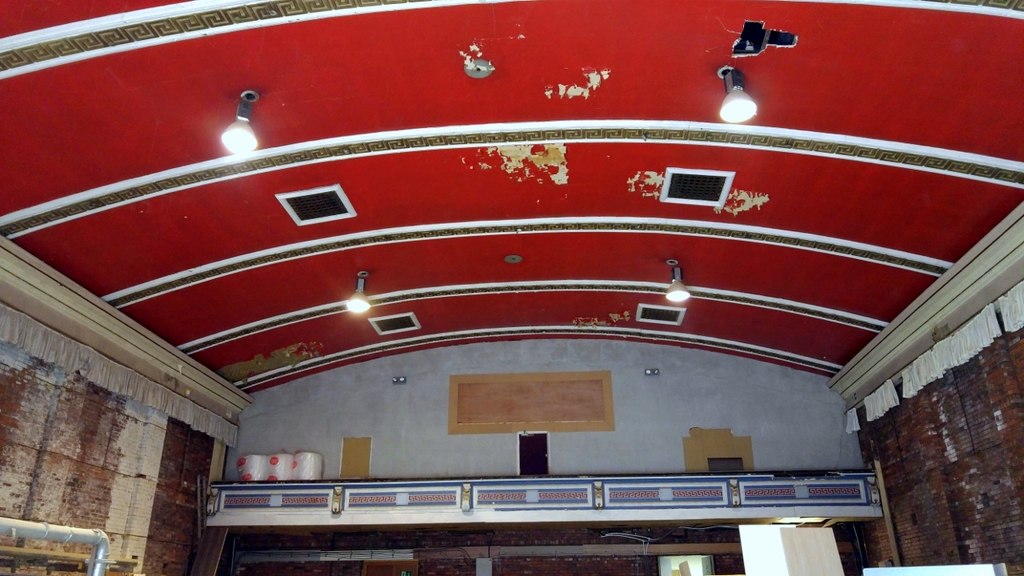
top-left (276, 184), bottom-right (356, 226)
top-left (660, 168), bottom-right (735, 208)
top-left (369, 312), bottom-right (421, 336)
top-left (636, 303), bottom-right (686, 326)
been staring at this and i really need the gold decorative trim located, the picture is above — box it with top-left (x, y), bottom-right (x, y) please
top-left (2, 127), bottom-right (1021, 238)
top-left (696, 292), bottom-right (885, 331)
top-left (238, 327), bottom-right (841, 389)
top-left (0, 0), bottom-right (433, 74)
top-left (1, 0), bottom-right (1021, 78)
top-left (111, 221), bottom-right (944, 308)
top-left (181, 283), bottom-right (882, 354)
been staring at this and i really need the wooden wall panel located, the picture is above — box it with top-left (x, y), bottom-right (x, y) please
top-left (449, 371), bottom-right (614, 434)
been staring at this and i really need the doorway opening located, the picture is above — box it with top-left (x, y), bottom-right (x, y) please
top-left (518, 432), bottom-right (549, 475)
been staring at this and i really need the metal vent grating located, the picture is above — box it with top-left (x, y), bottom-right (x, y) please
top-left (369, 312), bottom-right (421, 336)
top-left (659, 168), bottom-right (735, 208)
top-left (287, 192), bottom-right (348, 220)
top-left (636, 303), bottom-right (686, 326)
top-left (276, 184), bottom-right (356, 226)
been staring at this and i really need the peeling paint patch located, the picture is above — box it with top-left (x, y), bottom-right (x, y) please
top-left (217, 342), bottom-right (324, 383)
top-left (478, 143), bottom-right (569, 185)
top-left (545, 69), bottom-right (611, 100)
top-left (626, 170), bottom-right (664, 199)
top-left (573, 310), bottom-right (632, 328)
top-left (714, 188), bottom-right (770, 216)
top-left (459, 43), bottom-right (484, 68)
top-left (459, 42), bottom-right (494, 77)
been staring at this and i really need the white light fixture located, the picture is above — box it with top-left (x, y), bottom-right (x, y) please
top-left (717, 66), bottom-right (757, 123)
top-left (221, 90), bottom-right (260, 154)
top-left (665, 259), bottom-right (691, 303)
top-left (347, 271), bottom-right (371, 313)
top-left (465, 58), bottom-right (495, 79)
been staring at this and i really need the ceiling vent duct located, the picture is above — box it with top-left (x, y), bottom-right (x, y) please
top-left (369, 312), bottom-right (421, 336)
top-left (659, 168), bottom-right (735, 209)
top-left (636, 303), bottom-right (687, 326)
top-left (276, 184), bottom-right (356, 226)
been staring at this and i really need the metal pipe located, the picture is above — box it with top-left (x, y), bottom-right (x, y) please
top-left (0, 516), bottom-right (110, 576)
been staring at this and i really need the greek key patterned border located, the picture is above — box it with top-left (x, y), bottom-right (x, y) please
top-left (1, 0), bottom-right (1021, 78)
top-left (108, 220), bottom-right (945, 308)
top-left (0, 0), bottom-right (431, 74)
top-left (238, 327), bottom-right (840, 389)
top-left (180, 283), bottom-right (883, 354)
top-left (4, 127), bottom-right (1020, 239)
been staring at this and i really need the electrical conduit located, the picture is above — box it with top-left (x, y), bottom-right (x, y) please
top-left (0, 516), bottom-right (110, 576)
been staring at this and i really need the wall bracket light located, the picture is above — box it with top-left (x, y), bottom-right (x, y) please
top-left (664, 259), bottom-right (691, 303)
top-left (347, 270), bottom-right (371, 313)
top-left (716, 66), bottom-right (757, 123)
top-left (221, 89), bottom-right (260, 154)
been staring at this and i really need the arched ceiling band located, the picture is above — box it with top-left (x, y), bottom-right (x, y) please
top-left (178, 280), bottom-right (888, 354)
top-left (102, 217), bottom-right (952, 308)
top-left (1, 0), bottom-right (1020, 81)
top-left (237, 326), bottom-right (845, 389)
top-left (3, 121), bottom-right (1021, 239)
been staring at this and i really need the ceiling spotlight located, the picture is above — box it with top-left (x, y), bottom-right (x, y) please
top-left (221, 90), bottom-right (260, 154)
top-left (664, 259), bottom-right (691, 303)
top-left (717, 66), bottom-right (757, 123)
top-left (347, 270), bottom-right (371, 313)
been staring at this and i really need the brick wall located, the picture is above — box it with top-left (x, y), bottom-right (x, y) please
top-left (144, 420), bottom-right (215, 575)
top-left (0, 340), bottom-right (214, 575)
top-left (230, 526), bottom-right (864, 576)
top-left (859, 326), bottom-right (1024, 573)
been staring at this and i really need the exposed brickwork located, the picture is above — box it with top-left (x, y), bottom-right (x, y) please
top-left (144, 420), bottom-right (215, 576)
top-left (0, 351), bottom-right (126, 560)
top-left (0, 340), bottom-right (215, 575)
top-left (860, 327), bottom-right (1024, 573)
top-left (231, 526), bottom-right (863, 576)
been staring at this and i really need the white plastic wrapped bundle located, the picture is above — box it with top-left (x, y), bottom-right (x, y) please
top-left (293, 452), bottom-right (324, 481)
top-left (237, 454), bottom-right (269, 481)
top-left (267, 453), bottom-right (294, 481)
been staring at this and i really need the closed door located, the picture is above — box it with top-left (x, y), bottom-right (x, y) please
top-left (518, 432), bottom-right (549, 475)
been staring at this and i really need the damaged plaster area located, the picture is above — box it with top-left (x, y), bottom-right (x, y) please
top-left (475, 143), bottom-right (569, 185)
top-left (714, 188), bottom-right (771, 216)
top-left (733, 21), bottom-right (797, 57)
top-left (545, 69), bottom-right (611, 100)
top-left (626, 171), bottom-right (665, 199)
top-left (573, 310), bottom-right (631, 328)
top-left (217, 342), bottom-right (324, 383)
top-left (459, 43), bottom-right (483, 67)
top-left (460, 42), bottom-right (494, 77)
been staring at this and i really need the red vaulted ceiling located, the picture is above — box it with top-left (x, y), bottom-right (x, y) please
top-left (0, 0), bottom-right (1022, 393)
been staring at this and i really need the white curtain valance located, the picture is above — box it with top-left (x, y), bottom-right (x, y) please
top-left (865, 379), bottom-right (900, 421)
top-left (902, 304), bottom-right (1001, 399)
top-left (845, 408), bottom-right (861, 433)
top-left (0, 303), bottom-right (237, 445)
top-left (997, 279), bottom-right (1024, 333)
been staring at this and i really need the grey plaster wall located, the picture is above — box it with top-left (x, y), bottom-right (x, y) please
top-left (227, 339), bottom-right (863, 480)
